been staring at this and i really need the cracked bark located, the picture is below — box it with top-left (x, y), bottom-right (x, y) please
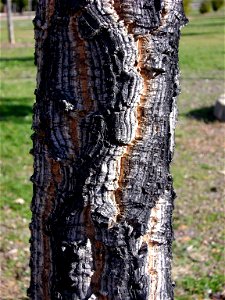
top-left (29, 1), bottom-right (187, 299)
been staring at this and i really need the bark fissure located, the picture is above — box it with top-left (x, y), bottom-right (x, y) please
top-left (30, 1), bottom-right (187, 299)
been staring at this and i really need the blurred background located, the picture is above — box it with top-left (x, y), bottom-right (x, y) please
top-left (0, 0), bottom-right (224, 299)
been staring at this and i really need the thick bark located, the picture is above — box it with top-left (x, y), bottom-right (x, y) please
top-left (29, 1), bottom-right (187, 299)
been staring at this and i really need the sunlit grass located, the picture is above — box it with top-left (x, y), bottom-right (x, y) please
top-left (0, 30), bottom-right (35, 219)
top-left (179, 10), bottom-right (225, 78)
top-left (0, 18), bottom-right (34, 44)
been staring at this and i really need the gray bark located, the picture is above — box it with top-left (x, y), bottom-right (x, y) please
top-left (29, 1), bottom-right (187, 299)
top-left (6, 0), bottom-right (15, 44)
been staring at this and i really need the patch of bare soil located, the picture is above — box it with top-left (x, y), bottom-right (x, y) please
top-left (0, 42), bottom-right (34, 49)
top-left (173, 118), bottom-right (225, 298)
top-left (0, 210), bottom-right (30, 300)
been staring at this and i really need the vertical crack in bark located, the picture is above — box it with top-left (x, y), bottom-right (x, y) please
top-left (68, 114), bottom-right (80, 154)
top-left (112, 0), bottom-right (124, 22)
top-left (67, 15), bottom-right (96, 153)
top-left (143, 211), bottom-right (160, 300)
top-left (46, 0), bottom-right (55, 23)
top-left (69, 17), bottom-right (94, 113)
top-left (142, 194), bottom-right (174, 300)
top-left (137, 36), bottom-right (161, 300)
top-left (110, 4), bottom-right (146, 223)
top-left (42, 182), bottom-right (54, 300)
top-left (84, 205), bottom-right (108, 300)
top-left (113, 36), bottom-right (150, 223)
top-left (114, 154), bottom-right (126, 221)
top-left (41, 159), bottom-right (62, 299)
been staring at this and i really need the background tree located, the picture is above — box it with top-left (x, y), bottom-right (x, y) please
top-left (1, 0), bottom-right (28, 12)
top-left (183, 0), bottom-right (192, 15)
top-left (199, 0), bottom-right (212, 13)
top-left (6, 0), bottom-right (15, 44)
top-left (211, 0), bottom-right (224, 11)
top-left (15, 0), bottom-right (28, 13)
top-left (29, 1), bottom-right (187, 299)
top-left (199, 0), bottom-right (224, 14)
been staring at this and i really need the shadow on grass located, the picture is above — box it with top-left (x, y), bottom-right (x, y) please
top-left (181, 76), bottom-right (224, 80)
top-left (0, 57), bottom-right (34, 62)
top-left (0, 103), bottom-right (32, 122)
top-left (182, 31), bottom-right (221, 36)
top-left (188, 21), bottom-right (225, 28)
top-left (184, 106), bottom-right (216, 123)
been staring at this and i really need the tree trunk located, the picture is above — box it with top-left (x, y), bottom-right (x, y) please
top-left (28, 0), bottom-right (32, 12)
top-left (29, 1), bottom-right (187, 299)
top-left (6, 0), bottom-right (15, 45)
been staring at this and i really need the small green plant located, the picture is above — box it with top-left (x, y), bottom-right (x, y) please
top-left (199, 0), bottom-right (212, 13)
top-left (211, 0), bottom-right (224, 11)
top-left (181, 275), bottom-right (225, 295)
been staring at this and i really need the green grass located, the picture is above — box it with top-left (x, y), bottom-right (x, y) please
top-left (0, 52), bottom-right (34, 217)
top-left (0, 19), bottom-right (35, 298)
top-left (0, 9), bottom-right (225, 299)
top-left (0, 19), bottom-right (34, 44)
top-left (172, 9), bottom-right (225, 299)
top-left (0, 18), bottom-right (35, 220)
top-left (179, 10), bottom-right (225, 78)
top-left (181, 274), bottom-right (225, 295)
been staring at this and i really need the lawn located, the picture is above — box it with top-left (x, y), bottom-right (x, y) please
top-left (0, 19), bottom-right (34, 298)
top-left (0, 10), bottom-right (224, 299)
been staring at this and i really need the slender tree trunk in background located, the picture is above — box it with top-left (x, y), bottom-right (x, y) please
top-left (6, 0), bottom-right (15, 45)
top-left (29, 1), bottom-right (187, 299)
top-left (28, 0), bottom-right (32, 12)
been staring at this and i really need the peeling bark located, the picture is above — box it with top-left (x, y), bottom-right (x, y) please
top-left (29, 1), bottom-right (187, 299)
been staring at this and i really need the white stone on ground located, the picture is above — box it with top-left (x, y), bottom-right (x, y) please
top-left (214, 93), bottom-right (225, 121)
